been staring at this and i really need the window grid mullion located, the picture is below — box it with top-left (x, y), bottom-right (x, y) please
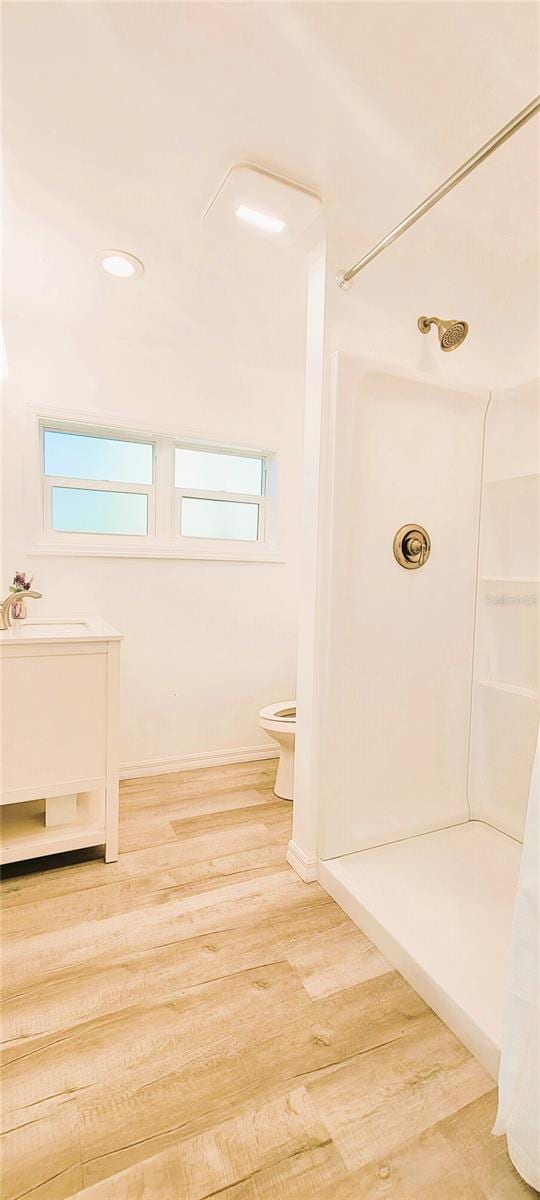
top-left (45, 476), bottom-right (153, 496)
top-left (153, 438), bottom-right (173, 541)
top-left (175, 487), bottom-right (263, 505)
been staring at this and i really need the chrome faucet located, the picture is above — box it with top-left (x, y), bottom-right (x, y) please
top-left (0, 590), bottom-right (42, 630)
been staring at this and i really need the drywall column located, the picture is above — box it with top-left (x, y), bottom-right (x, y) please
top-left (288, 241), bottom-right (327, 882)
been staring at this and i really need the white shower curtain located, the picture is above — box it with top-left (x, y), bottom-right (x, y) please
top-left (493, 729), bottom-right (540, 1189)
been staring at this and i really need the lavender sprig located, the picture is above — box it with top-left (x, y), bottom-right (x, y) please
top-left (10, 571), bottom-right (33, 593)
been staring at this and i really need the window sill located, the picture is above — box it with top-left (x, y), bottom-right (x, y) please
top-left (29, 542), bottom-right (286, 564)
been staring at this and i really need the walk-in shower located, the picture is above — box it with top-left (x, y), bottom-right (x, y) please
top-left (314, 358), bottom-right (539, 1079)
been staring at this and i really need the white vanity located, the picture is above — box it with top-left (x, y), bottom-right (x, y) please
top-left (0, 617), bottom-right (121, 865)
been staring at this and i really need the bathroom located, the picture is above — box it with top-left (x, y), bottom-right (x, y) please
top-left (1, 3), bottom-right (538, 1197)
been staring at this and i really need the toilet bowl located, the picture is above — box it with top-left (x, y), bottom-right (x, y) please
top-left (259, 700), bottom-right (296, 801)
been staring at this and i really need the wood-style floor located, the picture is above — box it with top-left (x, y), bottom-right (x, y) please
top-left (1, 759), bottom-right (534, 1199)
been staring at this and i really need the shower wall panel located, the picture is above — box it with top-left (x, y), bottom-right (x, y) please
top-left (319, 354), bottom-right (488, 859)
top-left (469, 380), bottom-right (540, 840)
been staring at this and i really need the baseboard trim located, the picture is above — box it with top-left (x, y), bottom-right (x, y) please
top-left (286, 839), bottom-right (318, 883)
top-left (120, 743), bottom-right (279, 780)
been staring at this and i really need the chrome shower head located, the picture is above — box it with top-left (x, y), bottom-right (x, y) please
top-left (418, 315), bottom-right (469, 352)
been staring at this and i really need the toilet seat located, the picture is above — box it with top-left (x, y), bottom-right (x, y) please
top-left (259, 700), bottom-right (296, 733)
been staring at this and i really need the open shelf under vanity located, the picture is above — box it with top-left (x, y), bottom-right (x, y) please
top-left (0, 791), bottom-right (107, 865)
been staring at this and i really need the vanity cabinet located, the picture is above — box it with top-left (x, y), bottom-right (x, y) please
top-left (0, 618), bottom-right (121, 865)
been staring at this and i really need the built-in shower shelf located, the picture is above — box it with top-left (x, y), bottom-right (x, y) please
top-left (481, 576), bottom-right (539, 583)
top-left (477, 679), bottom-right (538, 700)
top-left (485, 472), bottom-right (540, 484)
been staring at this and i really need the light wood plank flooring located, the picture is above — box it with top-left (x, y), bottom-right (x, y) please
top-left (1, 760), bottom-right (535, 1199)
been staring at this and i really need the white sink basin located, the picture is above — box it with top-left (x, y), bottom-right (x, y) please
top-left (6, 622), bottom-right (89, 638)
top-left (0, 618), bottom-right (121, 643)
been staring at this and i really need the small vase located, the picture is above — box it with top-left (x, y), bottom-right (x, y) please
top-left (12, 597), bottom-right (27, 621)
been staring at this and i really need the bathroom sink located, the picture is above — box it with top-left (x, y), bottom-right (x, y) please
top-left (0, 617), bottom-right (121, 644)
top-left (3, 622), bottom-right (90, 638)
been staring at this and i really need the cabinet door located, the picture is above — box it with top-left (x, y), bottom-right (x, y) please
top-left (2, 648), bottom-right (108, 797)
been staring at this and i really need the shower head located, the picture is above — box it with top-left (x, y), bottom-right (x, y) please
top-left (418, 315), bottom-right (469, 352)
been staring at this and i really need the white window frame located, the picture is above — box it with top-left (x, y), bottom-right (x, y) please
top-left (174, 442), bottom-right (267, 547)
top-left (40, 420), bottom-right (157, 548)
top-left (33, 413), bottom-right (282, 562)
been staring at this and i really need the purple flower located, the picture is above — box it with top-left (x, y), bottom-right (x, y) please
top-left (12, 571), bottom-right (32, 591)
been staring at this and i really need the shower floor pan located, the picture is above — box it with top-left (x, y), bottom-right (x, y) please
top-left (318, 821), bottom-right (522, 1078)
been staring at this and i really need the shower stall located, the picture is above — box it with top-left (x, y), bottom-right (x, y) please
top-left (297, 350), bottom-right (538, 1078)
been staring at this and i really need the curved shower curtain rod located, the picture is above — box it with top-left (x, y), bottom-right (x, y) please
top-left (336, 94), bottom-right (540, 290)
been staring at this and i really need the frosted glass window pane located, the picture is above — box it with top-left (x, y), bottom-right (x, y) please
top-left (181, 497), bottom-right (259, 541)
top-left (44, 430), bottom-right (153, 484)
top-left (52, 487), bottom-right (148, 535)
top-left (175, 448), bottom-right (263, 494)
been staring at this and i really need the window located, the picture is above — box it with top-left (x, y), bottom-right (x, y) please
top-left (51, 488), bottom-right (148, 536)
top-left (38, 420), bottom-right (275, 559)
top-left (175, 446), bottom-right (265, 542)
top-left (43, 429), bottom-right (153, 486)
top-left (42, 428), bottom-right (154, 538)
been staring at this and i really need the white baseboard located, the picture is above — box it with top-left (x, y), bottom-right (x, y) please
top-left (120, 743), bottom-right (279, 780)
top-left (286, 839), bottom-right (318, 883)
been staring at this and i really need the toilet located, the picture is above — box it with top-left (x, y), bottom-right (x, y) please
top-left (259, 700), bottom-right (296, 800)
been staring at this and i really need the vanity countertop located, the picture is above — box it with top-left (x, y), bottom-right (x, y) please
top-left (0, 616), bottom-right (122, 645)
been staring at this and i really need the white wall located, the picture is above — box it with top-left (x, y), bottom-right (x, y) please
top-left (1, 317), bottom-right (304, 772)
top-left (317, 354), bottom-right (488, 858)
top-left (469, 379), bottom-right (540, 839)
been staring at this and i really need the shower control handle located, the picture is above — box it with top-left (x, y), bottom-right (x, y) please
top-left (393, 524), bottom-right (431, 570)
top-left (404, 534), bottom-right (422, 558)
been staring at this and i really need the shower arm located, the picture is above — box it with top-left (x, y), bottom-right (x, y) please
top-left (336, 95), bottom-right (540, 290)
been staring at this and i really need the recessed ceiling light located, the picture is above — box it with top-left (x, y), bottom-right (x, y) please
top-left (100, 250), bottom-right (144, 278)
top-left (235, 205), bottom-right (285, 234)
